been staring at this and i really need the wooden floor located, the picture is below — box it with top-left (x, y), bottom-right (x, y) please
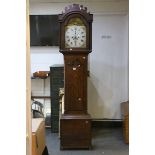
top-left (45, 127), bottom-right (129, 155)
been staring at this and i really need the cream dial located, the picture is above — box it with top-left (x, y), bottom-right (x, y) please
top-left (65, 25), bottom-right (86, 48)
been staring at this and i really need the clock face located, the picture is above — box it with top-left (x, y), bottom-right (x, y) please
top-left (65, 25), bottom-right (86, 48)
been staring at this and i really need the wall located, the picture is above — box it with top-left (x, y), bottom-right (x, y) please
top-left (88, 14), bottom-right (129, 119)
top-left (30, 0), bottom-right (129, 119)
top-left (31, 47), bottom-right (63, 76)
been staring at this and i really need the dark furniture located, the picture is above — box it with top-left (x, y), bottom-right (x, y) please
top-left (50, 66), bottom-right (64, 132)
top-left (58, 4), bottom-right (93, 149)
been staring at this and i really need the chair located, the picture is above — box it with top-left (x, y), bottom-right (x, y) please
top-left (32, 100), bottom-right (44, 118)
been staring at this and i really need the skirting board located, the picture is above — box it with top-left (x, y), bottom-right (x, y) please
top-left (92, 119), bottom-right (123, 128)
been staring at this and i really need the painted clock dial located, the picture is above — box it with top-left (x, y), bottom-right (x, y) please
top-left (65, 18), bottom-right (86, 48)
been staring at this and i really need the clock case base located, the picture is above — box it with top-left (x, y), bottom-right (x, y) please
top-left (60, 114), bottom-right (92, 149)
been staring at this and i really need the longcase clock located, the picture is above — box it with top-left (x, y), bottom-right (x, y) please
top-left (58, 4), bottom-right (93, 149)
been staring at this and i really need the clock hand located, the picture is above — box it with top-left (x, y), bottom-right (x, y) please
top-left (75, 27), bottom-right (77, 46)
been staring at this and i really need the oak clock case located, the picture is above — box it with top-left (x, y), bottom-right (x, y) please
top-left (58, 4), bottom-right (93, 149)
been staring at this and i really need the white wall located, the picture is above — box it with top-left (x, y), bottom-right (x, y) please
top-left (31, 47), bottom-right (63, 76)
top-left (88, 14), bottom-right (128, 119)
top-left (30, 0), bottom-right (129, 119)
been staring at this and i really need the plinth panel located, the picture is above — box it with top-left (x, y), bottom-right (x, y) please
top-left (60, 115), bottom-right (91, 149)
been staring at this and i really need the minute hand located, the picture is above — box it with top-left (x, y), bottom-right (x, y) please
top-left (74, 28), bottom-right (77, 46)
